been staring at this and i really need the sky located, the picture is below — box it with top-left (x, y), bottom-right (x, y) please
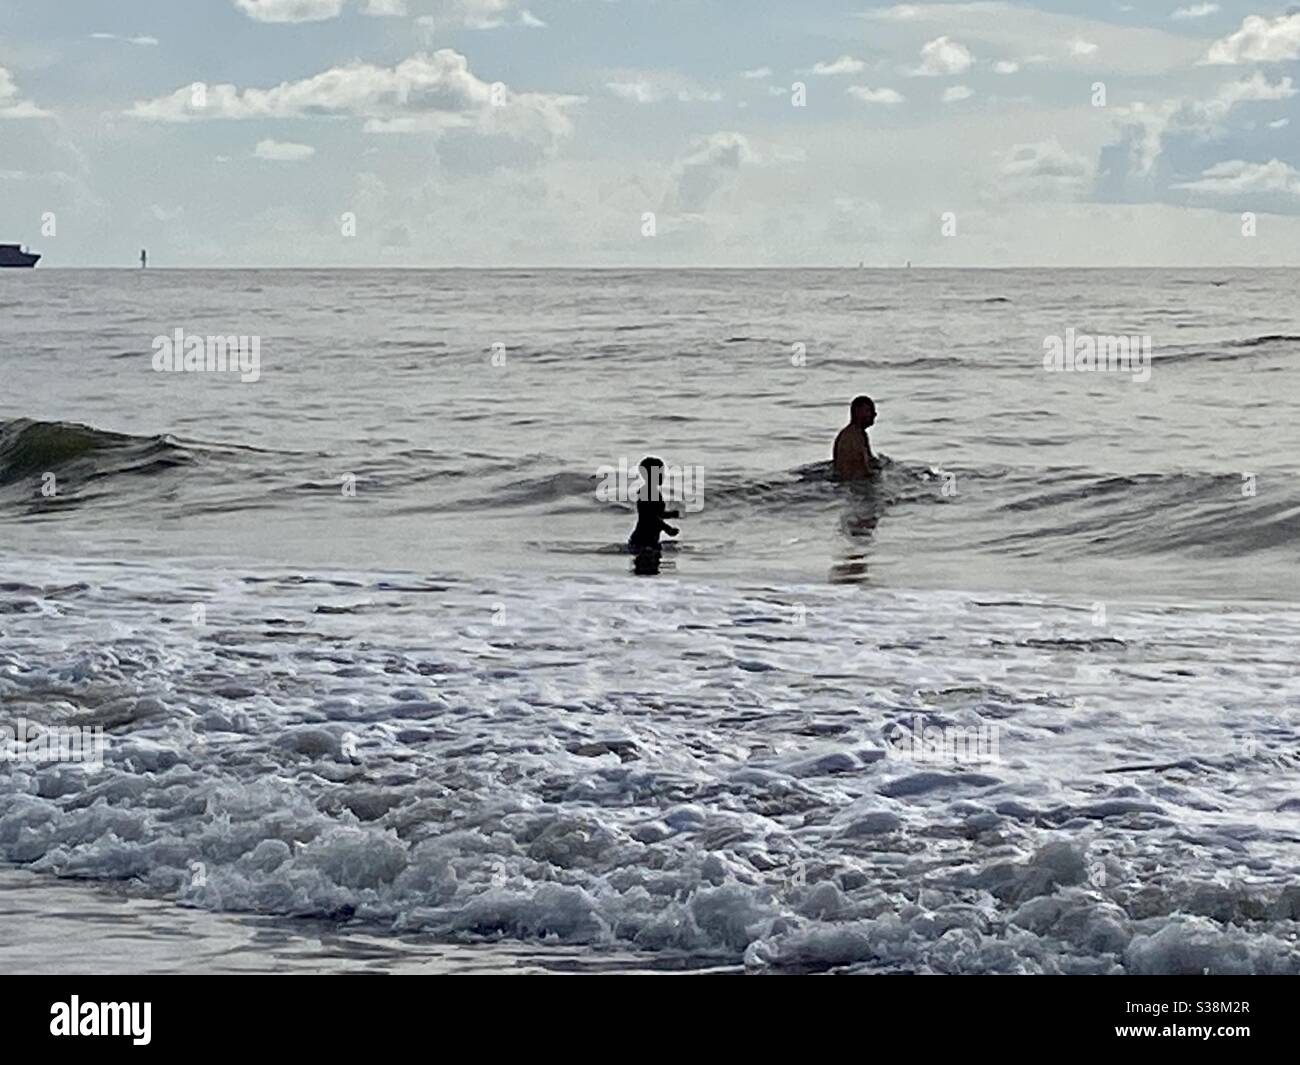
top-left (2, 0), bottom-right (1300, 266)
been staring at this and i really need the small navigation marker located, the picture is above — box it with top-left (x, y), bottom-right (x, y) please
top-left (140, 248), bottom-right (148, 269)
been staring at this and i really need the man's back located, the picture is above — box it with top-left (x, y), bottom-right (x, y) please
top-left (833, 424), bottom-right (871, 481)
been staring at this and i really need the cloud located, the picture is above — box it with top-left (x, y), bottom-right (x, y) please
top-left (997, 138), bottom-right (1094, 198)
top-left (1104, 72), bottom-right (1297, 181)
top-left (993, 60), bottom-right (1020, 74)
top-left (233, 0), bottom-right (534, 28)
top-left (868, 2), bottom-right (1003, 20)
top-left (664, 132), bottom-right (755, 213)
top-left (1069, 38), bottom-right (1098, 57)
top-left (605, 74), bottom-right (720, 104)
top-left (864, 2), bottom-right (1201, 75)
top-left (382, 0), bottom-right (533, 28)
top-left (1171, 4), bottom-right (1218, 20)
top-left (1172, 159), bottom-right (1300, 196)
top-left (913, 36), bottom-right (973, 76)
top-left (127, 50), bottom-right (581, 153)
top-left (1197, 70), bottom-right (1296, 119)
top-left (254, 138), bottom-right (316, 160)
top-left (812, 56), bottom-right (866, 76)
top-left (740, 67), bottom-right (772, 80)
top-left (847, 86), bottom-right (905, 105)
top-left (1205, 13), bottom-right (1300, 65)
top-left (234, 0), bottom-right (345, 22)
top-left (942, 85), bottom-right (973, 102)
top-left (0, 67), bottom-right (49, 119)
top-left (89, 33), bottom-right (160, 46)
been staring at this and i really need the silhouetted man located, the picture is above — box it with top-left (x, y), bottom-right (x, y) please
top-left (832, 395), bottom-right (878, 481)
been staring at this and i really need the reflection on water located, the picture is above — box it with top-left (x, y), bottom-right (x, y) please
top-left (830, 480), bottom-right (884, 583)
top-left (0, 870), bottom-right (735, 975)
top-left (829, 552), bottom-right (870, 583)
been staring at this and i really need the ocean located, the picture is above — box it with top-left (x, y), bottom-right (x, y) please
top-left (2, 267), bottom-right (1299, 974)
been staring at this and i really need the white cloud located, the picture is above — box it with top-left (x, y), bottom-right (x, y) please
top-left (1172, 159), bottom-right (1300, 196)
top-left (1171, 4), bottom-right (1219, 20)
top-left (1108, 72), bottom-right (1297, 178)
top-left (993, 60), bottom-right (1020, 74)
top-left (254, 138), bottom-right (316, 161)
top-left (864, 2), bottom-right (1202, 75)
top-left (1205, 13), bottom-right (1300, 65)
top-left (740, 67), bottom-right (772, 80)
top-left (665, 132), bottom-right (755, 213)
top-left (1169, 72), bottom-right (1297, 134)
top-left (90, 33), bottom-right (160, 46)
top-left (812, 56), bottom-right (866, 76)
top-left (0, 67), bottom-right (49, 119)
top-left (913, 36), bottom-right (973, 76)
top-left (847, 85), bottom-right (905, 105)
top-left (1203, 71), bottom-right (1296, 115)
top-left (399, 0), bottom-right (526, 29)
top-left (234, 0), bottom-right (345, 22)
top-left (606, 75), bottom-right (720, 104)
top-left (1269, 118), bottom-right (1290, 129)
top-left (1069, 38), bottom-right (1098, 57)
top-left (869, 3), bottom-right (1003, 20)
top-left (606, 81), bottom-right (659, 103)
top-left (942, 85), bottom-right (973, 102)
top-left (127, 50), bottom-right (581, 154)
top-left (997, 138), bottom-right (1094, 198)
top-left (234, 0), bottom-right (534, 28)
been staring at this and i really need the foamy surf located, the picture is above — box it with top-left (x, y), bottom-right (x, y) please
top-left (3, 555), bottom-right (1298, 974)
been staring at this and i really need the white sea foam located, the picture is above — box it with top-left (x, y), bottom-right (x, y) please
top-left (2, 556), bottom-right (1299, 973)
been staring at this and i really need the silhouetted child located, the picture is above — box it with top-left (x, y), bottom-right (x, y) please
top-left (628, 456), bottom-right (680, 556)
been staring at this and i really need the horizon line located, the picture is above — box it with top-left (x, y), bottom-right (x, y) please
top-left (12, 263), bottom-right (1300, 271)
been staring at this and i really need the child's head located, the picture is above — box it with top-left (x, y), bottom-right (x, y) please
top-left (638, 456), bottom-right (664, 499)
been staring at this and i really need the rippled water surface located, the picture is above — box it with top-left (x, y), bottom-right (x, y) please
top-left (1, 269), bottom-right (1298, 973)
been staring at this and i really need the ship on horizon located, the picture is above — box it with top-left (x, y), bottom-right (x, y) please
top-left (0, 244), bottom-right (41, 268)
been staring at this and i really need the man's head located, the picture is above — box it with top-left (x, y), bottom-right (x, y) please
top-left (850, 395), bottom-right (876, 428)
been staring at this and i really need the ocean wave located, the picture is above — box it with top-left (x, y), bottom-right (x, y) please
top-left (2, 561), bottom-right (1297, 973)
top-left (0, 418), bottom-right (192, 491)
top-left (3, 416), bottom-right (1296, 580)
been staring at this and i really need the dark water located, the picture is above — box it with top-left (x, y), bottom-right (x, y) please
top-left (3, 267), bottom-right (1298, 597)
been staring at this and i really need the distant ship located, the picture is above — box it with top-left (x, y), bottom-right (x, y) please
top-left (0, 244), bottom-right (40, 268)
